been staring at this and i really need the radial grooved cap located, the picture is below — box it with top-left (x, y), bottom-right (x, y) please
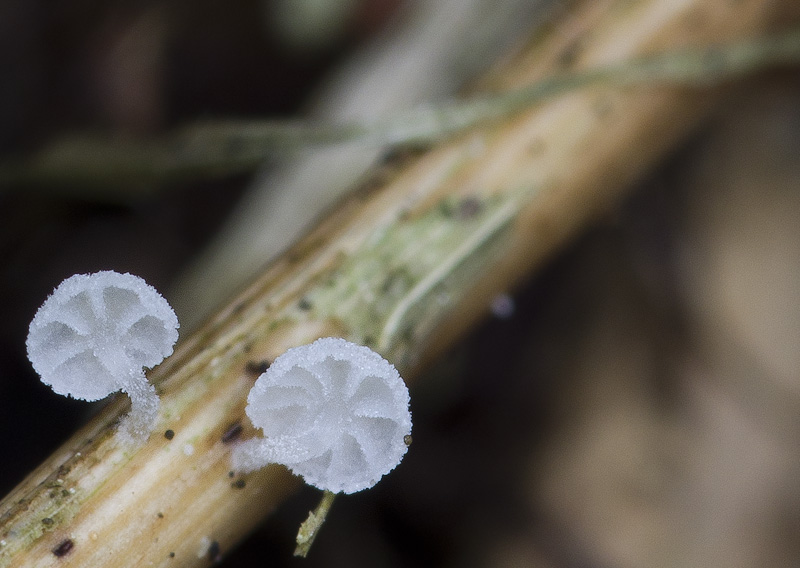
top-left (26, 271), bottom-right (179, 439)
top-left (234, 337), bottom-right (412, 494)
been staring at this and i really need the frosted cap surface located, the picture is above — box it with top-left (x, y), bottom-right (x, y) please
top-left (235, 337), bottom-right (412, 494)
top-left (26, 271), bottom-right (178, 437)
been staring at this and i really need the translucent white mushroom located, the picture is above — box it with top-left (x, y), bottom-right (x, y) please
top-left (234, 337), bottom-right (412, 494)
top-left (26, 271), bottom-right (179, 439)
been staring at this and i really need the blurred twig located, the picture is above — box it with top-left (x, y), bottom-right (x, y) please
top-left (2, 28), bottom-right (800, 196)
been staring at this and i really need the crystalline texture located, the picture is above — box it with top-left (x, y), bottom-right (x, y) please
top-left (26, 271), bottom-right (179, 439)
top-left (233, 337), bottom-right (412, 494)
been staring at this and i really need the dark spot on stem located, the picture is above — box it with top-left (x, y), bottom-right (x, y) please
top-left (41, 517), bottom-right (54, 526)
top-left (557, 37), bottom-right (584, 68)
top-left (164, 429), bottom-right (175, 440)
top-left (157, 512), bottom-right (164, 519)
top-left (245, 360), bottom-right (270, 375)
top-left (52, 539), bottom-right (74, 557)
top-left (221, 423), bottom-right (243, 444)
top-left (456, 197), bottom-right (483, 219)
top-left (169, 551), bottom-right (175, 558)
top-left (228, 471), bottom-right (235, 478)
top-left (232, 479), bottom-right (246, 489)
top-left (298, 297), bottom-right (312, 310)
top-left (528, 139), bottom-right (546, 156)
top-left (208, 540), bottom-right (222, 563)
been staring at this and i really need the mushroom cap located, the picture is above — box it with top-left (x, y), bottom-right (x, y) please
top-left (26, 271), bottom-right (179, 401)
top-left (238, 337), bottom-right (412, 494)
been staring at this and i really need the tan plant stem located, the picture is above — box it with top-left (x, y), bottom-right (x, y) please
top-left (2, 28), bottom-right (800, 193)
top-left (1, 1), bottom-right (799, 567)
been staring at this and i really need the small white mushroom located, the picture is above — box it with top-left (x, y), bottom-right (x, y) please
top-left (234, 337), bottom-right (412, 494)
top-left (26, 271), bottom-right (179, 439)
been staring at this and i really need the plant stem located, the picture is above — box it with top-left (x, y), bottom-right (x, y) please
top-left (2, 28), bottom-right (800, 193)
top-left (294, 491), bottom-right (337, 558)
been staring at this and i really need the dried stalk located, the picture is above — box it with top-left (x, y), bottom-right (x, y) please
top-left (3, 28), bottom-right (800, 192)
top-left (1, 0), bottom-right (798, 566)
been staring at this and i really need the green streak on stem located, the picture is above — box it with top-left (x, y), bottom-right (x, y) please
top-left (305, 189), bottom-right (526, 367)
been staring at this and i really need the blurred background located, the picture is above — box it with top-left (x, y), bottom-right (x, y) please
top-left (2, 0), bottom-right (800, 566)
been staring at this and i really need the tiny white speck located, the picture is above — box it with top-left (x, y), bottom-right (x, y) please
top-left (183, 444), bottom-right (195, 456)
top-left (56, 479), bottom-right (63, 484)
top-left (0, 539), bottom-right (6, 547)
top-left (89, 532), bottom-right (98, 541)
top-left (490, 294), bottom-right (515, 319)
top-left (68, 488), bottom-right (76, 494)
top-left (75, 452), bottom-right (81, 457)
top-left (196, 536), bottom-right (211, 558)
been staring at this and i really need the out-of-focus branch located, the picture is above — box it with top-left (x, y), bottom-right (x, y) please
top-left (2, 0), bottom-right (799, 566)
top-left (2, 28), bottom-right (800, 194)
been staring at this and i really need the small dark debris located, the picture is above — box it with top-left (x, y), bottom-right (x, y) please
top-left (438, 200), bottom-right (455, 217)
top-left (221, 423), bottom-right (243, 444)
top-left (208, 540), bottom-right (222, 563)
top-left (164, 429), bottom-right (175, 440)
top-left (228, 471), bottom-right (235, 478)
top-left (157, 512), bottom-right (164, 519)
top-left (49, 491), bottom-right (57, 499)
top-left (456, 197), bottom-right (483, 219)
top-left (592, 97), bottom-right (614, 118)
top-left (52, 539), bottom-right (74, 557)
top-left (169, 551), bottom-right (175, 558)
top-left (41, 517), bottom-right (54, 526)
top-left (245, 360), bottom-right (270, 375)
top-left (297, 298), bottom-right (312, 310)
top-left (557, 37), bottom-right (584, 67)
top-left (57, 465), bottom-right (70, 477)
top-left (404, 435), bottom-right (413, 446)
top-left (231, 479), bottom-right (246, 489)
top-left (528, 139), bottom-right (546, 156)
top-left (61, 489), bottom-right (69, 498)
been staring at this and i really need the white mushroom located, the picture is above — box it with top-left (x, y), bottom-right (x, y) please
top-left (26, 271), bottom-right (179, 439)
top-left (234, 337), bottom-right (412, 494)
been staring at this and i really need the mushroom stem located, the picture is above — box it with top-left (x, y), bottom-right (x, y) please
top-left (294, 490), bottom-right (337, 558)
top-left (120, 378), bottom-right (160, 441)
